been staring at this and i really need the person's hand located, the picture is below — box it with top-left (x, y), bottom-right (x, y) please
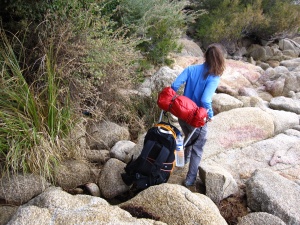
top-left (207, 117), bottom-right (214, 122)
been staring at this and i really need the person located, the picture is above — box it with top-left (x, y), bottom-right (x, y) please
top-left (171, 43), bottom-right (226, 187)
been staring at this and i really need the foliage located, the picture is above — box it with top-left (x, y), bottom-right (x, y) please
top-left (0, 0), bottom-right (48, 28)
top-left (191, 0), bottom-right (300, 46)
top-left (261, 0), bottom-right (300, 36)
top-left (0, 0), bottom-right (98, 31)
top-left (109, 0), bottom-right (190, 65)
top-left (48, 0), bottom-right (114, 34)
top-left (1, 0), bottom-right (191, 67)
top-left (0, 30), bottom-right (79, 179)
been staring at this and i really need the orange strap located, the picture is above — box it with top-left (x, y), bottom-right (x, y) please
top-left (154, 123), bottom-right (176, 139)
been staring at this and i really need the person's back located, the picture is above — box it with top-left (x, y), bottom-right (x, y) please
top-left (171, 44), bottom-right (226, 119)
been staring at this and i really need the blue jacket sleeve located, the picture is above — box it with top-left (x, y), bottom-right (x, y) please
top-left (171, 67), bottom-right (189, 91)
top-left (201, 78), bottom-right (219, 118)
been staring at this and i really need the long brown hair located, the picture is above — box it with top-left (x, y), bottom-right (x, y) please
top-left (204, 44), bottom-right (226, 78)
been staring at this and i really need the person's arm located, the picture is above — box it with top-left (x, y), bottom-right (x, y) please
top-left (201, 77), bottom-right (220, 119)
top-left (171, 67), bottom-right (190, 92)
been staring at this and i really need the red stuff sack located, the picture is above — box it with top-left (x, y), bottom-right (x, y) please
top-left (157, 87), bottom-right (208, 127)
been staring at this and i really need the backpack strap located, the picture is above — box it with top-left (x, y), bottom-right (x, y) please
top-left (130, 140), bottom-right (170, 188)
top-left (150, 145), bottom-right (170, 185)
top-left (140, 140), bottom-right (170, 167)
top-left (152, 145), bottom-right (170, 168)
top-left (141, 140), bottom-right (170, 175)
top-left (140, 140), bottom-right (156, 160)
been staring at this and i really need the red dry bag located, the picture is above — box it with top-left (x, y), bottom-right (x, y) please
top-left (157, 87), bottom-right (208, 127)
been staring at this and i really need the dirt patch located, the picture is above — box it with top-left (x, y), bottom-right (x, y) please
top-left (120, 205), bottom-right (160, 221)
top-left (218, 194), bottom-right (249, 225)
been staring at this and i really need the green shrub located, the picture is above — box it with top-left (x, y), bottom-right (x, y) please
top-left (0, 0), bottom-right (48, 28)
top-left (0, 0), bottom-right (101, 31)
top-left (191, 0), bottom-right (300, 45)
top-left (260, 0), bottom-right (300, 38)
top-left (114, 0), bottom-right (189, 65)
top-left (48, 0), bottom-right (112, 33)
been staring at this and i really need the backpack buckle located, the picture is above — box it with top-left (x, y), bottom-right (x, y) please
top-left (135, 173), bottom-right (141, 179)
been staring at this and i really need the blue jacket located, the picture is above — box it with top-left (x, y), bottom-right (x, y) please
top-left (171, 63), bottom-right (220, 118)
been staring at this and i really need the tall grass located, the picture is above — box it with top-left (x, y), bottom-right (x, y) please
top-left (0, 30), bottom-right (76, 180)
top-left (45, 46), bottom-right (72, 141)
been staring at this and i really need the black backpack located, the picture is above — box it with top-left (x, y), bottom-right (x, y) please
top-left (121, 121), bottom-right (179, 190)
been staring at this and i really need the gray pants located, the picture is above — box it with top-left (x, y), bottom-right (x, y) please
top-left (178, 119), bottom-right (207, 184)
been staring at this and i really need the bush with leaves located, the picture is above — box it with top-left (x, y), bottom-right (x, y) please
top-left (108, 0), bottom-right (191, 65)
top-left (0, 0), bottom-right (48, 30)
top-left (190, 0), bottom-right (300, 47)
top-left (258, 0), bottom-right (300, 38)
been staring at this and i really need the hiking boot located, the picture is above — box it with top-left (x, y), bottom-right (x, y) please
top-left (182, 180), bottom-right (194, 187)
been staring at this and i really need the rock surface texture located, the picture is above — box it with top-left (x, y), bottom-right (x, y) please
top-left (1, 36), bottom-right (300, 225)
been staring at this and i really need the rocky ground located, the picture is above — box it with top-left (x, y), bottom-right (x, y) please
top-left (1, 36), bottom-right (300, 225)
